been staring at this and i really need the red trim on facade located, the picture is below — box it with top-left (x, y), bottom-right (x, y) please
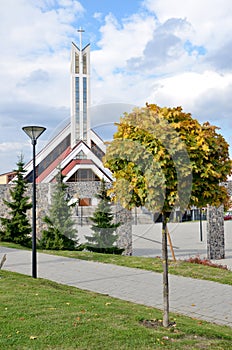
top-left (62, 159), bottom-right (93, 176)
top-left (36, 147), bottom-right (72, 183)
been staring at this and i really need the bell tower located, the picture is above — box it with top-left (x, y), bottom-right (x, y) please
top-left (71, 29), bottom-right (90, 148)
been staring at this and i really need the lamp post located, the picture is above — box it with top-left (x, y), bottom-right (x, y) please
top-left (22, 126), bottom-right (46, 278)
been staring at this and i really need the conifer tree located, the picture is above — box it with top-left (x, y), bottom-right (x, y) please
top-left (40, 171), bottom-right (78, 250)
top-left (85, 180), bottom-right (121, 253)
top-left (0, 156), bottom-right (32, 246)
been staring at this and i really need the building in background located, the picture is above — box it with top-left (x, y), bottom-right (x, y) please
top-left (0, 171), bottom-right (16, 184)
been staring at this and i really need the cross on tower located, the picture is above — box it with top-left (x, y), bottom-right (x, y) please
top-left (77, 28), bottom-right (85, 51)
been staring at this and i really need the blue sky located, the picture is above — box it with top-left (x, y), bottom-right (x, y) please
top-left (81, 0), bottom-right (145, 25)
top-left (1, 0), bottom-right (232, 174)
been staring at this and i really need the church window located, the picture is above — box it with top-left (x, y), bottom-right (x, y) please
top-left (76, 150), bottom-right (86, 159)
top-left (67, 169), bottom-right (100, 182)
top-left (83, 53), bottom-right (87, 74)
top-left (75, 53), bottom-right (79, 74)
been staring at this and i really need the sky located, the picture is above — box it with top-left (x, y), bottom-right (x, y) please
top-left (1, 0), bottom-right (232, 174)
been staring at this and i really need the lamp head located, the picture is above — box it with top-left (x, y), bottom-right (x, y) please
top-left (22, 126), bottom-right (46, 142)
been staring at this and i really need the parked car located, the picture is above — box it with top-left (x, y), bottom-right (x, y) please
top-left (224, 212), bottom-right (232, 220)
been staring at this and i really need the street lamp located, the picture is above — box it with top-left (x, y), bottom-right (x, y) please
top-left (22, 126), bottom-right (46, 278)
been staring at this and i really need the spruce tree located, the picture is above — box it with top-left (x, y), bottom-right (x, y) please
top-left (40, 171), bottom-right (78, 250)
top-left (85, 180), bottom-right (122, 253)
top-left (0, 156), bottom-right (32, 247)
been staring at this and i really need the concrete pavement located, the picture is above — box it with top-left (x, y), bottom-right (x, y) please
top-left (77, 221), bottom-right (232, 269)
top-left (1, 245), bottom-right (232, 328)
top-left (132, 221), bottom-right (232, 269)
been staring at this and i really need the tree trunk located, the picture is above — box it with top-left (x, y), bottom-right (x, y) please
top-left (162, 212), bottom-right (169, 327)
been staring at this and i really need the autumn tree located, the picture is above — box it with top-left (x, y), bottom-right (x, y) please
top-left (104, 103), bottom-right (232, 327)
top-left (0, 156), bottom-right (32, 247)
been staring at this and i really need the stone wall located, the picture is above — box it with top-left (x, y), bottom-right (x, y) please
top-left (207, 205), bottom-right (225, 259)
top-left (0, 182), bottom-right (132, 255)
top-left (206, 180), bottom-right (232, 260)
top-left (221, 180), bottom-right (232, 196)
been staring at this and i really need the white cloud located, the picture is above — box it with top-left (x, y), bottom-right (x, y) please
top-left (0, 142), bottom-right (26, 153)
top-left (126, 17), bottom-right (196, 75)
top-left (143, 0), bottom-right (232, 48)
top-left (150, 71), bottom-right (231, 109)
top-left (93, 12), bottom-right (103, 21)
top-left (92, 13), bottom-right (156, 77)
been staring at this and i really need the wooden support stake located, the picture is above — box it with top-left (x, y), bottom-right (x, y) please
top-left (0, 254), bottom-right (6, 269)
top-left (167, 229), bottom-right (176, 262)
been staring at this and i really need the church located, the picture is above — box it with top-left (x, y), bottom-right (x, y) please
top-left (2, 32), bottom-right (112, 186)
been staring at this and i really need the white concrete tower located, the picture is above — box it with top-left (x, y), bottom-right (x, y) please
top-left (71, 29), bottom-right (90, 148)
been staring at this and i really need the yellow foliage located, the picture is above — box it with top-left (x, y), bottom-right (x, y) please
top-left (105, 103), bottom-right (232, 212)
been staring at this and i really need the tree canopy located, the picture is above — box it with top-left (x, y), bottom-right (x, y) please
top-left (104, 103), bottom-right (232, 214)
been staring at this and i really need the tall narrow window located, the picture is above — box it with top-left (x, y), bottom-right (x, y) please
top-left (75, 53), bottom-right (79, 74)
top-left (83, 77), bottom-right (87, 141)
top-left (83, 53), bottom-right (87, 74)
top-left (75, 77), bottom-right (80, 140)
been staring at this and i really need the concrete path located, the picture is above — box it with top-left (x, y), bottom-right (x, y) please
top-left (1, 246), bottom-right (232, 328)
top-left (78, 221), bottom-right (232, 269)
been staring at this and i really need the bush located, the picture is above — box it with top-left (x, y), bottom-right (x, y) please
top-left (84, 245), bottom-right (124, 255)
top-left (185, 256), bottom-right (228, 270)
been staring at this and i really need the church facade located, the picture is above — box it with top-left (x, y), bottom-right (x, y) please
top-left (22, 35), bottom-right (112, 185)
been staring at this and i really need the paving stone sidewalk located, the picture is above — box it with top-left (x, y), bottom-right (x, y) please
top-left (1, 247), bottom-right (232, 328)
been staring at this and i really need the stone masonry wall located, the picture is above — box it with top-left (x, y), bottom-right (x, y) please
top-left (206, 180), bottom-right (232, 260)
top-left (0, 182), bottom-right (132, 255)
top-left (207, 204), bottom-right (225, 259)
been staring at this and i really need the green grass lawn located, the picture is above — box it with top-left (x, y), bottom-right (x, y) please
top-left (0, 270), bottom-right (232, 350)
top-left (1, 241), bottom-right (232, 286)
